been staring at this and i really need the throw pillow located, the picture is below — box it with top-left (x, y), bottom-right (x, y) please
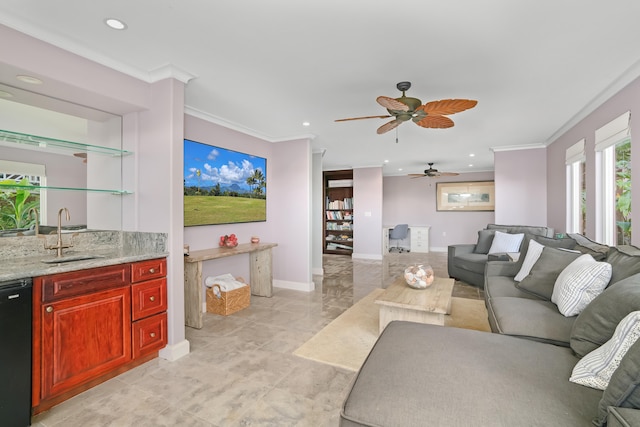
top-left (552, 254), bottom-right (612, 317)
top-left (570, 311), bottom-right (640, 390)
top-left (515, 247), bottom-right (582, 300)
top-left (606, 246), bottom-right (640, 286)
top-left (473, 229), bottom-right (497, 254)
top-left (514, 239), bottom-right (545, 282)
top-left (568, 233), bottom-right (610, 261)
top-left (570, 273), bottom-right (640, 357)
top-left (594, 339), bottom-right (640, 427)
top-left (487, 231), bottom-right (524, 254)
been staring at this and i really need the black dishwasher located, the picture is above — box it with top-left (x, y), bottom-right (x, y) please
top-left (0, 278), bottom-right (32, 427)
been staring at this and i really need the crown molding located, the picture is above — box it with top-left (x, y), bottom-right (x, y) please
top-left (491, 143), bottom-right (546, 152)
top-left (185, 105), bottom-right (315, 143)
top-left (149, 64), bottom-right (196, 84)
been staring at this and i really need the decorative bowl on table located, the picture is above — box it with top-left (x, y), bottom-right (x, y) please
top-left (219, 234), bottom-right (238, 248)
top-left (403, 264), bottom-right (434, 289)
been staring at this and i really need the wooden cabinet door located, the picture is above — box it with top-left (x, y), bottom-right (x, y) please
top-left (39, 287), bottom-right (131, 400)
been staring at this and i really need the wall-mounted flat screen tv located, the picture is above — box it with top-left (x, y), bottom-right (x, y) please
top-left (183, 139), bottom-right (267, 226)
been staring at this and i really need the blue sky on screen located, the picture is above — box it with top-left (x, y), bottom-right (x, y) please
top-left (183, 139), bottom-right (266, 189)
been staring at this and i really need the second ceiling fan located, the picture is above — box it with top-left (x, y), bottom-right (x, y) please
top-left (335, 81), bottom-right (477, 135)
top-left (409, 163), bottom-right (459, 178)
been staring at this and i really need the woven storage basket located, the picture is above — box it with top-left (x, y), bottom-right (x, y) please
top-left (206, 276), bottom-right (250, 316)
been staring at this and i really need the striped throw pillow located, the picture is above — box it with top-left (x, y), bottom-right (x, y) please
top-left (552, 254), bottom-right (612, 317)
top-left (487, 231), bottom-right (524, 254)
top-left (570, 311), bottom-right (640, 390)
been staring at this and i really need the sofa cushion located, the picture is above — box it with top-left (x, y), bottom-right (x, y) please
top-left (606, 407), bottom-right (640, 427)
top-left (515, 246), bottom-right (582, 300)
top-left (568, 233), bottom-right (610, 261)
top-left (595, 339), bottom-right (640, 427)
top-left (340, 321), bottom-right (601, 427)
top-left (570, 273), bottom-right (640, 358)
top-left (474, 228), bottom-right (506, 254)
top-left (452, 252), bottom-right (488, 275)
top-left (607, 246), bottom-right (640, 286)
top-left (552, 254), bottom-right (612, 317)
top-left (488, 230), bottom-right (524, 254)
top-left (487, 297), bottom-right (576, 346)
top-left (570, 311), bottom-right (640, 390)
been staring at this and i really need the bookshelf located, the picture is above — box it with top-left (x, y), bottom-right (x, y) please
top-left (323, 170), bottom-right (354, 255)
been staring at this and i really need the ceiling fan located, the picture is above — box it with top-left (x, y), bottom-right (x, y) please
top-left (335, 81), bottom-right (477, 135)
top-left (408, 163), bottom-right (459, 178)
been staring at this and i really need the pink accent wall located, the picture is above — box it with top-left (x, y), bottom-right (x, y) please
top-left (383, 172), bottom-right (495, 249)
top-left (546, 76), bottom-right (640, 246)
top-left (494, 147), bottom-right (548, 226)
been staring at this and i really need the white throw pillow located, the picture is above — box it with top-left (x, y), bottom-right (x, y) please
top-left (514, 239), bottom-right (545, 282)
top-left (552, 254), bottom-right (612, 316)
top-left (487, 231), bottom-right (524, 254)
top-left (570, 311), bottom-right (640, 390)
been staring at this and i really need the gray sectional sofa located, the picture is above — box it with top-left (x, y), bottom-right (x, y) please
top-left (447, 223), bottom-right (554, 288)
top-left (340, 234), bottom-right (640, 426)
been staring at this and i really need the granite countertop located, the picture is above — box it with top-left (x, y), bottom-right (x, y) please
top-left (0, 231), bottom-right (168, 281)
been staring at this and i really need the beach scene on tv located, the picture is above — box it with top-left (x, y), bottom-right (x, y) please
top-left (183, 139), bottom-right (267, 226)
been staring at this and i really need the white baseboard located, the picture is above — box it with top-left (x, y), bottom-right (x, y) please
top-left (312, 267), bottom-right (324, 276)
top-left (274, 279), bottom-right (315, 292)
top-left (352, 253), bottom-right (383, 260)
top-left (429, 247), bottom-right (448, 252)
top-left (159, 339), bottom-right (190, 361)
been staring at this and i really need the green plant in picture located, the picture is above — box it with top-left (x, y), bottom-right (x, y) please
top-left (615, 140), bottom-right (631, 245)
top-left (0, 178), bottom-right (39, 230)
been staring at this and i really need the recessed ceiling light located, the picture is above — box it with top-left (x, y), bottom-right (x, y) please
top-left (302, 121), bottom-right (310, 127)
top-left (468, 164), bottom-right (474, 167)
top-left (105, 18), bottom-right (127, 30)
top-left (398, 168), bottom-right (403, 171)
top-left (469, 153), bottom-right (475, 157)
top-left (16, 75), bottom-right (42, 84)
top-left (0, 90), bottom-right (13, 98)
top-left (383, 160), bottom-right (389, 163)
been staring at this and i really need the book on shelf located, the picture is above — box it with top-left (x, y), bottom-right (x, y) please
top-left (326, 242), bottom-right (353, 251)
top-left (325, 198), bottom-right (353, 210)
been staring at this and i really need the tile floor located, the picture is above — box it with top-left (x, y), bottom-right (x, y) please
top-left (31, 252), bottom-right (482, 427)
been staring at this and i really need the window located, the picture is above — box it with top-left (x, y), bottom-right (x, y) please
top-left (566, 139), bottom-right (585, 234)
top-left (595, 112), bottom-right (631, 245)
top-left (0, 160), bottom-right (46, 231)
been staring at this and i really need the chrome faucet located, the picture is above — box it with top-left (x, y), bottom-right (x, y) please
top-left (44, 207), bottom-right (74, 257)
top-left (28, 207), bottom-right (40, 236)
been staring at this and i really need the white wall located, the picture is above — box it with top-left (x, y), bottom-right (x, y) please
top-left (353, 167), bottom-right (383, 260)
top-left (311, 151), bottom-right (324, 275)
top-left (493, 147), bottom-right (548, 227)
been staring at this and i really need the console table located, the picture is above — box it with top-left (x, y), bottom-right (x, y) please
top-left (184, 242), bottom-right (277, 329)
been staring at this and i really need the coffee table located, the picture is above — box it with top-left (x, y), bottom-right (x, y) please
top-left (374, 276), bottom-right (454, 334)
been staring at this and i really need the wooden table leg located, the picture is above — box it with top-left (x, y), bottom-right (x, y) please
top-left (249, 248), bottom-right (273, 297)
top-left (184, 261), bottom-right (203, 329)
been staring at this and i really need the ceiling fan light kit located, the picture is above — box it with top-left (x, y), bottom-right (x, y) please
top-left (408, 163), bottom-right (459, 178)
top-left (336, 81), bottom-right (477, 134)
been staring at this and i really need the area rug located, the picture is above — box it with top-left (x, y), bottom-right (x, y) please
top-left (293, 288), bottom-right (491, 371)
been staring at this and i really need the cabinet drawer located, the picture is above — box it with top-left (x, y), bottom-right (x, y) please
top-left (131, 278), bottom-right (167, 321)
top-left (132, 312), bottom-right (167, 359)
top-left (131, 258), bottom-right (166, 283)
top-left (39, 264), bottom-right (130, 302)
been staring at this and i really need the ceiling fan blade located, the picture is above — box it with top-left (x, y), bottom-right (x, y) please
top-left (440, 172), bottom-right (460, 176)
top-left (418, 99), bottom-right (478, 116)
top-left (414, 115), bottom-right (455, 129)
top-left (335, 115), bottom-right (392, 122)
top-left (377, 119), bottom-right (402, 134)
top-left (408, 174), bottom-right (428, 178)
top-left (376, 96), bottom-right (410, 112)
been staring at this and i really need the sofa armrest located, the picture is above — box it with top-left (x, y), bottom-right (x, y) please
top-left (607, 407), bottom-right (640, 427)
top-left (485, 260), bottom-right (521, 278)
top-left (448, 243), bottom-right (476, 256)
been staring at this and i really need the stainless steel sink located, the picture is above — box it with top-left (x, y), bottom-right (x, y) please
top-left (40, 254), bottom-right (104, 264)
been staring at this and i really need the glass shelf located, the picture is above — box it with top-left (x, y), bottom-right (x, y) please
top-left (0, 184), bottom-right (131, 195)
top-left (0, 129), bottom-right (132, 157)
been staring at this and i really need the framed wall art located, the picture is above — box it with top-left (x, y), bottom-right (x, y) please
top-left (436, 181), bottom-right (495, 212)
